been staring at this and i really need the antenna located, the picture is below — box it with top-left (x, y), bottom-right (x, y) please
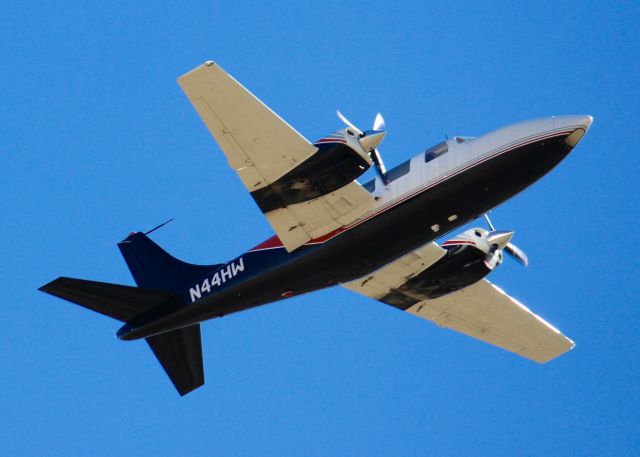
top-left (145, 218), bottom-right (174, 235)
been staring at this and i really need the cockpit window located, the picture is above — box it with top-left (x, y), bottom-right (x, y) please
top-left (424, 141), bottom-right (448, 163)
top-left (385, 159), bottom-right (411, 182)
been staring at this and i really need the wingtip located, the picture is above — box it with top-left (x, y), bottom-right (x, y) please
top-left (38, 277), bottom-right (62, 293)
top-left (177, 60), bottom-right (217, 84)
top-left (177, 381), bottom-right (204, 397)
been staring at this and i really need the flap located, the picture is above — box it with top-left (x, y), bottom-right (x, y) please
top-left (343, 242), bottom-right (448, 297)
top-left (266, 181), bottom-right (375, 251)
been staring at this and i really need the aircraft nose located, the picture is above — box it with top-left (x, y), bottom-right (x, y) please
top-left (573, 114), bottom-right (593, 132)
top-left (552, 114), bottom-right (593, 131)
top-left (558, 115), bottom-right (593, 147)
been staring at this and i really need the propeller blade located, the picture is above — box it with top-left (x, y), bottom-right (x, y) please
top-left (484, 244), bottom-right (501, 270)
top-left (504, 243), bottom-right (529, 267)
top-left (336, 110), bottom-right (363, 136)
top-left (370, 148), bottom-right (388, 184)
top-left (483, 213), bottom-right (496, 232)
top-left (373, 112), bottom-right (385, 131)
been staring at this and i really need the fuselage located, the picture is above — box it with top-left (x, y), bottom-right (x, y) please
top-left (118, 115), bottom-right (592, 340)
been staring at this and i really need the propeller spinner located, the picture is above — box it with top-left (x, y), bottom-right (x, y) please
top-left (337, 110), bottom-right (388, 184)
top-left (483, 213), bottom-right (529, 267)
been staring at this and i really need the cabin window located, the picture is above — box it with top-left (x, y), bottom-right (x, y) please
top-left (362, 179), bottom-right (376, 192)
top-left (385, 159), bottom-right (411, 182)
top-left (424, 141), bottom-right (448, 163)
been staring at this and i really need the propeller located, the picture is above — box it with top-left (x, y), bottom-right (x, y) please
top-left (336, 110), bottom-right (362, 136)
top-left (483, 213), bottom-right (529, 267)
top-left (504, 243), bottom-right (529, 267)
top-left (337, 110), bottom-right (388, 184)
top-left (373, 112), bottom-right (385, 131)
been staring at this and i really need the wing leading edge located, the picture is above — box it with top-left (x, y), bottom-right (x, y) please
top-left (343, 243), bottom-right (574, 363)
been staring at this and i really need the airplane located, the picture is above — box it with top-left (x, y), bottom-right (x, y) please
top-left (40, 60), bottom-right (593, 396)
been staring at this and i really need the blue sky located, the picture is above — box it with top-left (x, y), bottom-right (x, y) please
top-left (2, 1), bottom-right (639, 455)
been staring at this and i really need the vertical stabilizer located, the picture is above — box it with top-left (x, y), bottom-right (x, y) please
top-left (118, 232), bottom-right (222, 293)
top-left (116, 231), bottom-right (215, 395)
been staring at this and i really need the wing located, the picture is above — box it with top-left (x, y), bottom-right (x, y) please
top-left (403, 280), bottom-right (574, 363)
top-left (178, 61), bottom-right (374, 251)
top-left (343, 244), bottom-right (574, 363)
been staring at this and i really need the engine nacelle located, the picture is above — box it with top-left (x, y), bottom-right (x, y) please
top-left (250, 131), bottom-right (373, 213)
top-left (386, 229), bottom-right (498, 303)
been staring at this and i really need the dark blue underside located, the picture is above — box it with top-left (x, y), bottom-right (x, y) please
top-left (121, 132), bottom-right (573, 340)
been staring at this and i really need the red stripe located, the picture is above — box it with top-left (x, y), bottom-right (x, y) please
top-left (248, 226), bottom-right (348, 251)
top-left (249, 236), bottom-right (284, 251)
top-left (306, 227), bottom-right (348, 244)
top-left (249, 129), bottom-right (573, 252)
top-left (316, 139), bottom-right (347, 144)
top-left (442, 240), bottom-right (475, 246)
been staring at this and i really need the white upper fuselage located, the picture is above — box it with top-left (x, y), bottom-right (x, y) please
top-left (359, 115), bottom-right (592, 214)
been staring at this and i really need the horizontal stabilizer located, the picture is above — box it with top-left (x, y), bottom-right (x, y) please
top-left (146, 324), bottom-right (204, 396)
top-left (39, 277), bottom-right (181, 322)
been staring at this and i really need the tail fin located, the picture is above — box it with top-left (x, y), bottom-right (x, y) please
top-left (116, 232), bottom-right (218, 395)
top-left (40, 276), bottom-right (206, 396)
top-left (39, 232), bottom-right (221, 396)
top-left (118, 232), bottom-right (222, 292)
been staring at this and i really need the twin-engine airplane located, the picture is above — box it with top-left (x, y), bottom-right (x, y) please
top-left (40, 61), bottom-right (592, 396)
